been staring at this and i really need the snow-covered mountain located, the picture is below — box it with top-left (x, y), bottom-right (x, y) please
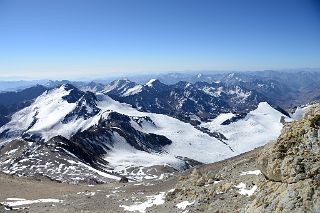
top-left (0, 85), bottom-right (47, 127)
top-left (120, 70), bottom-right (320, 109)
top-left (0, 82), bottom-right (289, 183)
top-left (102, 79), bottom-right (141, 96)
top-left (104, 79), bottom-right (278, 125)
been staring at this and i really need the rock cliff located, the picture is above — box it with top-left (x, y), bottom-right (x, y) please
top-left (245, 103), bottom-right (320, 212)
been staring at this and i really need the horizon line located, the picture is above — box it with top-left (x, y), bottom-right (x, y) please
top-left (0, 67), bottom-right (320, 81)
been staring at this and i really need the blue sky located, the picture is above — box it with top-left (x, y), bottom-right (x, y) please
top-left (0, 0), bottom-right (319, 80)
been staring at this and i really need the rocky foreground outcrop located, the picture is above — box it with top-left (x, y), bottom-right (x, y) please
top-left (245, 104), bottom-right (320, 213)
top-left (163, 147), bottom-right (263, 212)
top-left (165, 103), bottom-right (320, 213)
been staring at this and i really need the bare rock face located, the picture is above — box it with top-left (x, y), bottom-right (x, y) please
top-left (245, 104), bottom-right (320, 213)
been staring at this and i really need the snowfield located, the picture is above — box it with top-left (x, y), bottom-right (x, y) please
top-left (0, 85), bottom-right (288, 173)
top-left (200, 102), bottom-right (288, 154)
top-left (176, 200), bottom-right (195, 210)
top-left (97, 94), bottom-right (234, 165)
top-left (120, 192), bottom-right (166, 213)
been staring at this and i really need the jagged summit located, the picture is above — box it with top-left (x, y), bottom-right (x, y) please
top-left (107, 79), bottom-right (276, 123)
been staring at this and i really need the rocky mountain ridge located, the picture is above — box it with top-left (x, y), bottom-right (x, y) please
top-left (0, 103), bottom-right (318, 212)
top-left (0, 82), bottom-right (288, 184)
top-left (105, 79), bottom-right (278, 123)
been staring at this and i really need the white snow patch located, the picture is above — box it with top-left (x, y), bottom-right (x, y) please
top-left (145, 79), bottom-right (157, 87)
top-left (6, 198), bottom-right (25, 201)
top-left (176, 200), bottom-right (195, 210)
top-left (291, 105), bottom-right (311, 120)
top-left (2, 198), bottom-right (62, 207)
top-left (201, 87), bottom-right (215, 96)
top-left (168, 188), bottom-right (175, 193)
top-left (158, 174), bottom-right (165, 180)
top-left (5, 148), bottom-right (18, 155)
top-left (122, 85), bottom-right (143, 96)
top-left (119, 192), bottom-right (165, 213)
top-left (240, 170), bottom-right (261, 176)
top-left (85, 192), bottom-right (96, 196)
top-left (227, 86), bottom-right (251, 101)
top-left (234, 182), bottom-right (257, 196)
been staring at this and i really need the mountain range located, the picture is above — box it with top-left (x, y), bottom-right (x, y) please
top-left (0, 70), bottom-right (318, 183)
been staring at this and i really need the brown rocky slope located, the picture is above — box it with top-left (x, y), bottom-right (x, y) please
top-left (0, 104), bottom-right (318, 213)
top-left (166, 103), bottom-right (320, 213)
top-left (245, 104), bottom-right (320, 212)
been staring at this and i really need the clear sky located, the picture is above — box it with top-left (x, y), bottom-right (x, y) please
top-left (0, 0), bottom-right (319, 80)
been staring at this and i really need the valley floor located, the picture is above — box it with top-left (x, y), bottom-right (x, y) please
top-left (0, 147), bottom-right (263, 213)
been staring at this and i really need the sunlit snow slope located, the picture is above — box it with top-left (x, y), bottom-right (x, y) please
top-left (201, 102), bottom-right (289, 154)
top-left (0, 85), bottom-right (288, 170)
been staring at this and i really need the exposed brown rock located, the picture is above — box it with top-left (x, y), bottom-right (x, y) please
top-left (245, 104), bottom-right (320, 213)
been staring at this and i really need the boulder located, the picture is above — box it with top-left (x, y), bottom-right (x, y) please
top-left (119, 176), bottom-right (129, 183)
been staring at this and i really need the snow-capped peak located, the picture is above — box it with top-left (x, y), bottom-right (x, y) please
top-left (103, 79), bottom-right (129, 93)
top-left (0, 85), bottom-right (103, 142)
top-left (102, 79), bottom-right (140, 97)
top-left (146, 79), bottom-right (157, 87)
top-left (0, 86), bottom-right (76, 141)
